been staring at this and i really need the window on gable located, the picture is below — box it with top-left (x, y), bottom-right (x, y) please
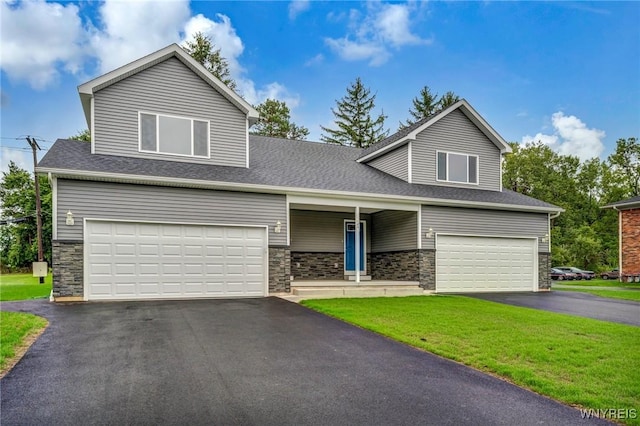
top-left (139, 112), bottom-right (209, 158)
top-left (436, 151), bottom-right (478, 184)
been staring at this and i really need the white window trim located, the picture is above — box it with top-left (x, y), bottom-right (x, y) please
top-left (435, 150), bottom-right (479, 185)
top-left (138, 111), bottom-right (211, 159)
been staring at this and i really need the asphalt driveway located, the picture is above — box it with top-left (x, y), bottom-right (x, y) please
top-left (1, 298), bottom-right (610, 425)
top-left (468, 291), bottom-right (640, 326)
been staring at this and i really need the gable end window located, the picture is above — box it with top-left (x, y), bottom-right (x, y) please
top-left (437, 151), bottom-right (478, 184)
top-left (139, 112), bottom-right (209, 158)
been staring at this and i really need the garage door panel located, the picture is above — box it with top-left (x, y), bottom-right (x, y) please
top-left (86, 221), bottom-right (267, 300)
top-left (437, 235), bottom-right (536, 293)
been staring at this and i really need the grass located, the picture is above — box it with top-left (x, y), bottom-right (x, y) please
top-left (0, 311), bottom-right (48, 374)
top-left (0, 273), bottom-right (52, 301)
top-left (556, 288), bottom-right (640, 302)
top-left (302, 296), bottom-right (640, 424)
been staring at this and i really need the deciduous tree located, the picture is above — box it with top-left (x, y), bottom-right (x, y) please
top-left (0, 162), bottom-right (52, 269)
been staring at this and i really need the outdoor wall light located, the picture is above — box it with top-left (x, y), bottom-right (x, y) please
top-left (425, 228), bottom-right (434, 238)
top-left (274, 221), bottom-right (282, 233)
top-left (540, 233), bottom-right (549, 243)
top-left (65, 210), bottom-right (74, 226)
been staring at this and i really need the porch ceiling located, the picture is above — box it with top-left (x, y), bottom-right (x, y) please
top-left (290, 203), bottom-right (382, 214)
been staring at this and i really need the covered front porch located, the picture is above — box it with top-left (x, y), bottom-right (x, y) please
top-left (285, 195), bottom-right (430, 294)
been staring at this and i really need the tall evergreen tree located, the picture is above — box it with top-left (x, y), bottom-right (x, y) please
top-left (251, 99), bottom-right (309, 140)
top-left (183, 32), bottom-right (236, 90)
top-left (438, 91), bottom-right (461, 110)
top-left (400, 86), bottom-right (439, 128)
top-left (400, 86), bottom-right (460, 129)
top-left (320, 77), bottom-right (388, 148)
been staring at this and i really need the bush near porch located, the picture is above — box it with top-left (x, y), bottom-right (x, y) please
top-left (302, 296), bottom-right (640, 425)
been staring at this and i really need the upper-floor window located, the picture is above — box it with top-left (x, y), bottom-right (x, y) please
top-left (437, 151), bottom-right (478, 184)
top-left (139, 112), bottom-right (209, 158)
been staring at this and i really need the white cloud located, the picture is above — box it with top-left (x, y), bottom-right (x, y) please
top-left (90, 0), bottom-right (191, 74)
top-left (325, 38), bottom-right (390, 66)
top-left (289, 0), bottom-right (310, 20)
top-left (1, 147), bottom-right (31, 175)
top-left (183, 13), bottom-right (245, 77)
top-left (238, 81), bottom-right (300, 108)
top-left (522, 112), bottom-right (606, 160)
top-left (304, 53), bottom-right (324, 67)
top-left (0, 0), bottom-right (86, 89)
top-left (0, 1), bottom-right (301, 110)
top-left (325, 2), bottom-right (431, 66)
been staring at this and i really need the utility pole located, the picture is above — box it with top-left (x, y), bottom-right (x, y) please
top-left (26, 137), bottom-right (45, 284)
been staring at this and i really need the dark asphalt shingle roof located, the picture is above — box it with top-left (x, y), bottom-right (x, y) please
top-left (358, 111), bottom-right (440, 159)
top-left (604, 195), bottom-right (640, 208)
top-left (38, 137), bottom-right (560, 211)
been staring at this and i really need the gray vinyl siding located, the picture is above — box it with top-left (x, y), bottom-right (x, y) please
top-left (94, 57), bottom-right (247, 167)
top-left (367, 144), bottom-right (409, 181)
top-left (412, 109), bottom-right (501, 191)
top-left (56, 179), bottom-right (286, 245)
top-left (421, 206), bottom-right (549, 252)
top-left (371, 210), bottom-right (417, 252)
top-left (290, 210), bottom-right (370, 252)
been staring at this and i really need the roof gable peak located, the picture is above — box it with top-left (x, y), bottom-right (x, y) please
top-left (358, 99), bottom-right (512, 163)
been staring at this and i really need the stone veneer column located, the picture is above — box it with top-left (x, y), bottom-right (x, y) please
top-left (418, 249), bottom-right (436, 291)
top-left (52, 240), bottom-right (84, 298)
top-left (370, 250), bottom-right (419, 281)
top-left (269, 247), bottom-right (291, 293)
top-left (538, 252), bottom-right (551, 290)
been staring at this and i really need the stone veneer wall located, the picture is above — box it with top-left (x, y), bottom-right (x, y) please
top-left (290, 252), bottom-right (344, 280)
top-left (370, 250), bottom-right (419, 281)
top-left (538, 252), bottom-right (551, 290)
top-left (52, 240), bottom-right (84, 298)
top-left (418, 249), bottom-right (436, 290)
top-left (268, 247), bottom-right (291, 293)
top-left (621, 208), bottom-right (640, 276)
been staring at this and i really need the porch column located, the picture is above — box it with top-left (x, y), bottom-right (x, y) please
top-left (355, 206), bottom-right (360, 284)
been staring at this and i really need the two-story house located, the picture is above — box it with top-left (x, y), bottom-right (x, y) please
top-left (37, 44), bottom-right (562, 302)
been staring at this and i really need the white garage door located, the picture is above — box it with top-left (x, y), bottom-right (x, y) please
top-left (436, 235), bottom-right (537, 293)
top-left (85, 221), bottom-right (267, 300)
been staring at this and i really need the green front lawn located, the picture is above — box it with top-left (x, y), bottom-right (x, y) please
top-left (0, 311), bottom-right (48, 373)
top-left (302, 296), bottom-right (640, 424)
top-left (556, 288), bottom-right (640, 302)
top-left (0, 273), bottom-right (52, 301)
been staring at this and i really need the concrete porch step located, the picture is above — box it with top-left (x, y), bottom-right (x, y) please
top-left (292, 280), bottom-right (420, 287)
top-left (346, 275), bottom-right (372, 281)
top-left (291, 286), bottom-right (426, 298)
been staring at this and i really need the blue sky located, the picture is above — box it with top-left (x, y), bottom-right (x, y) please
top-left (1, 0), bottom-right (639, 173)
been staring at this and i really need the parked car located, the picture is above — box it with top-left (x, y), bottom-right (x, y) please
top-left (601, 268), bottom-right (620, 280)
top-left (550, 268), bottom-right (578, 281)
top-left (555, 266), bottom-right (595, 280)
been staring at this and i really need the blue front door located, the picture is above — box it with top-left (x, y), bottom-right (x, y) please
top-left (345, 221), bottom-right (365, 272)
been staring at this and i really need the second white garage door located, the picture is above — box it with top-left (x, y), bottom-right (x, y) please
top-left (436, 235), bottom-right (537, 293)
top-left (85, 221), bottom-right (267, 300)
